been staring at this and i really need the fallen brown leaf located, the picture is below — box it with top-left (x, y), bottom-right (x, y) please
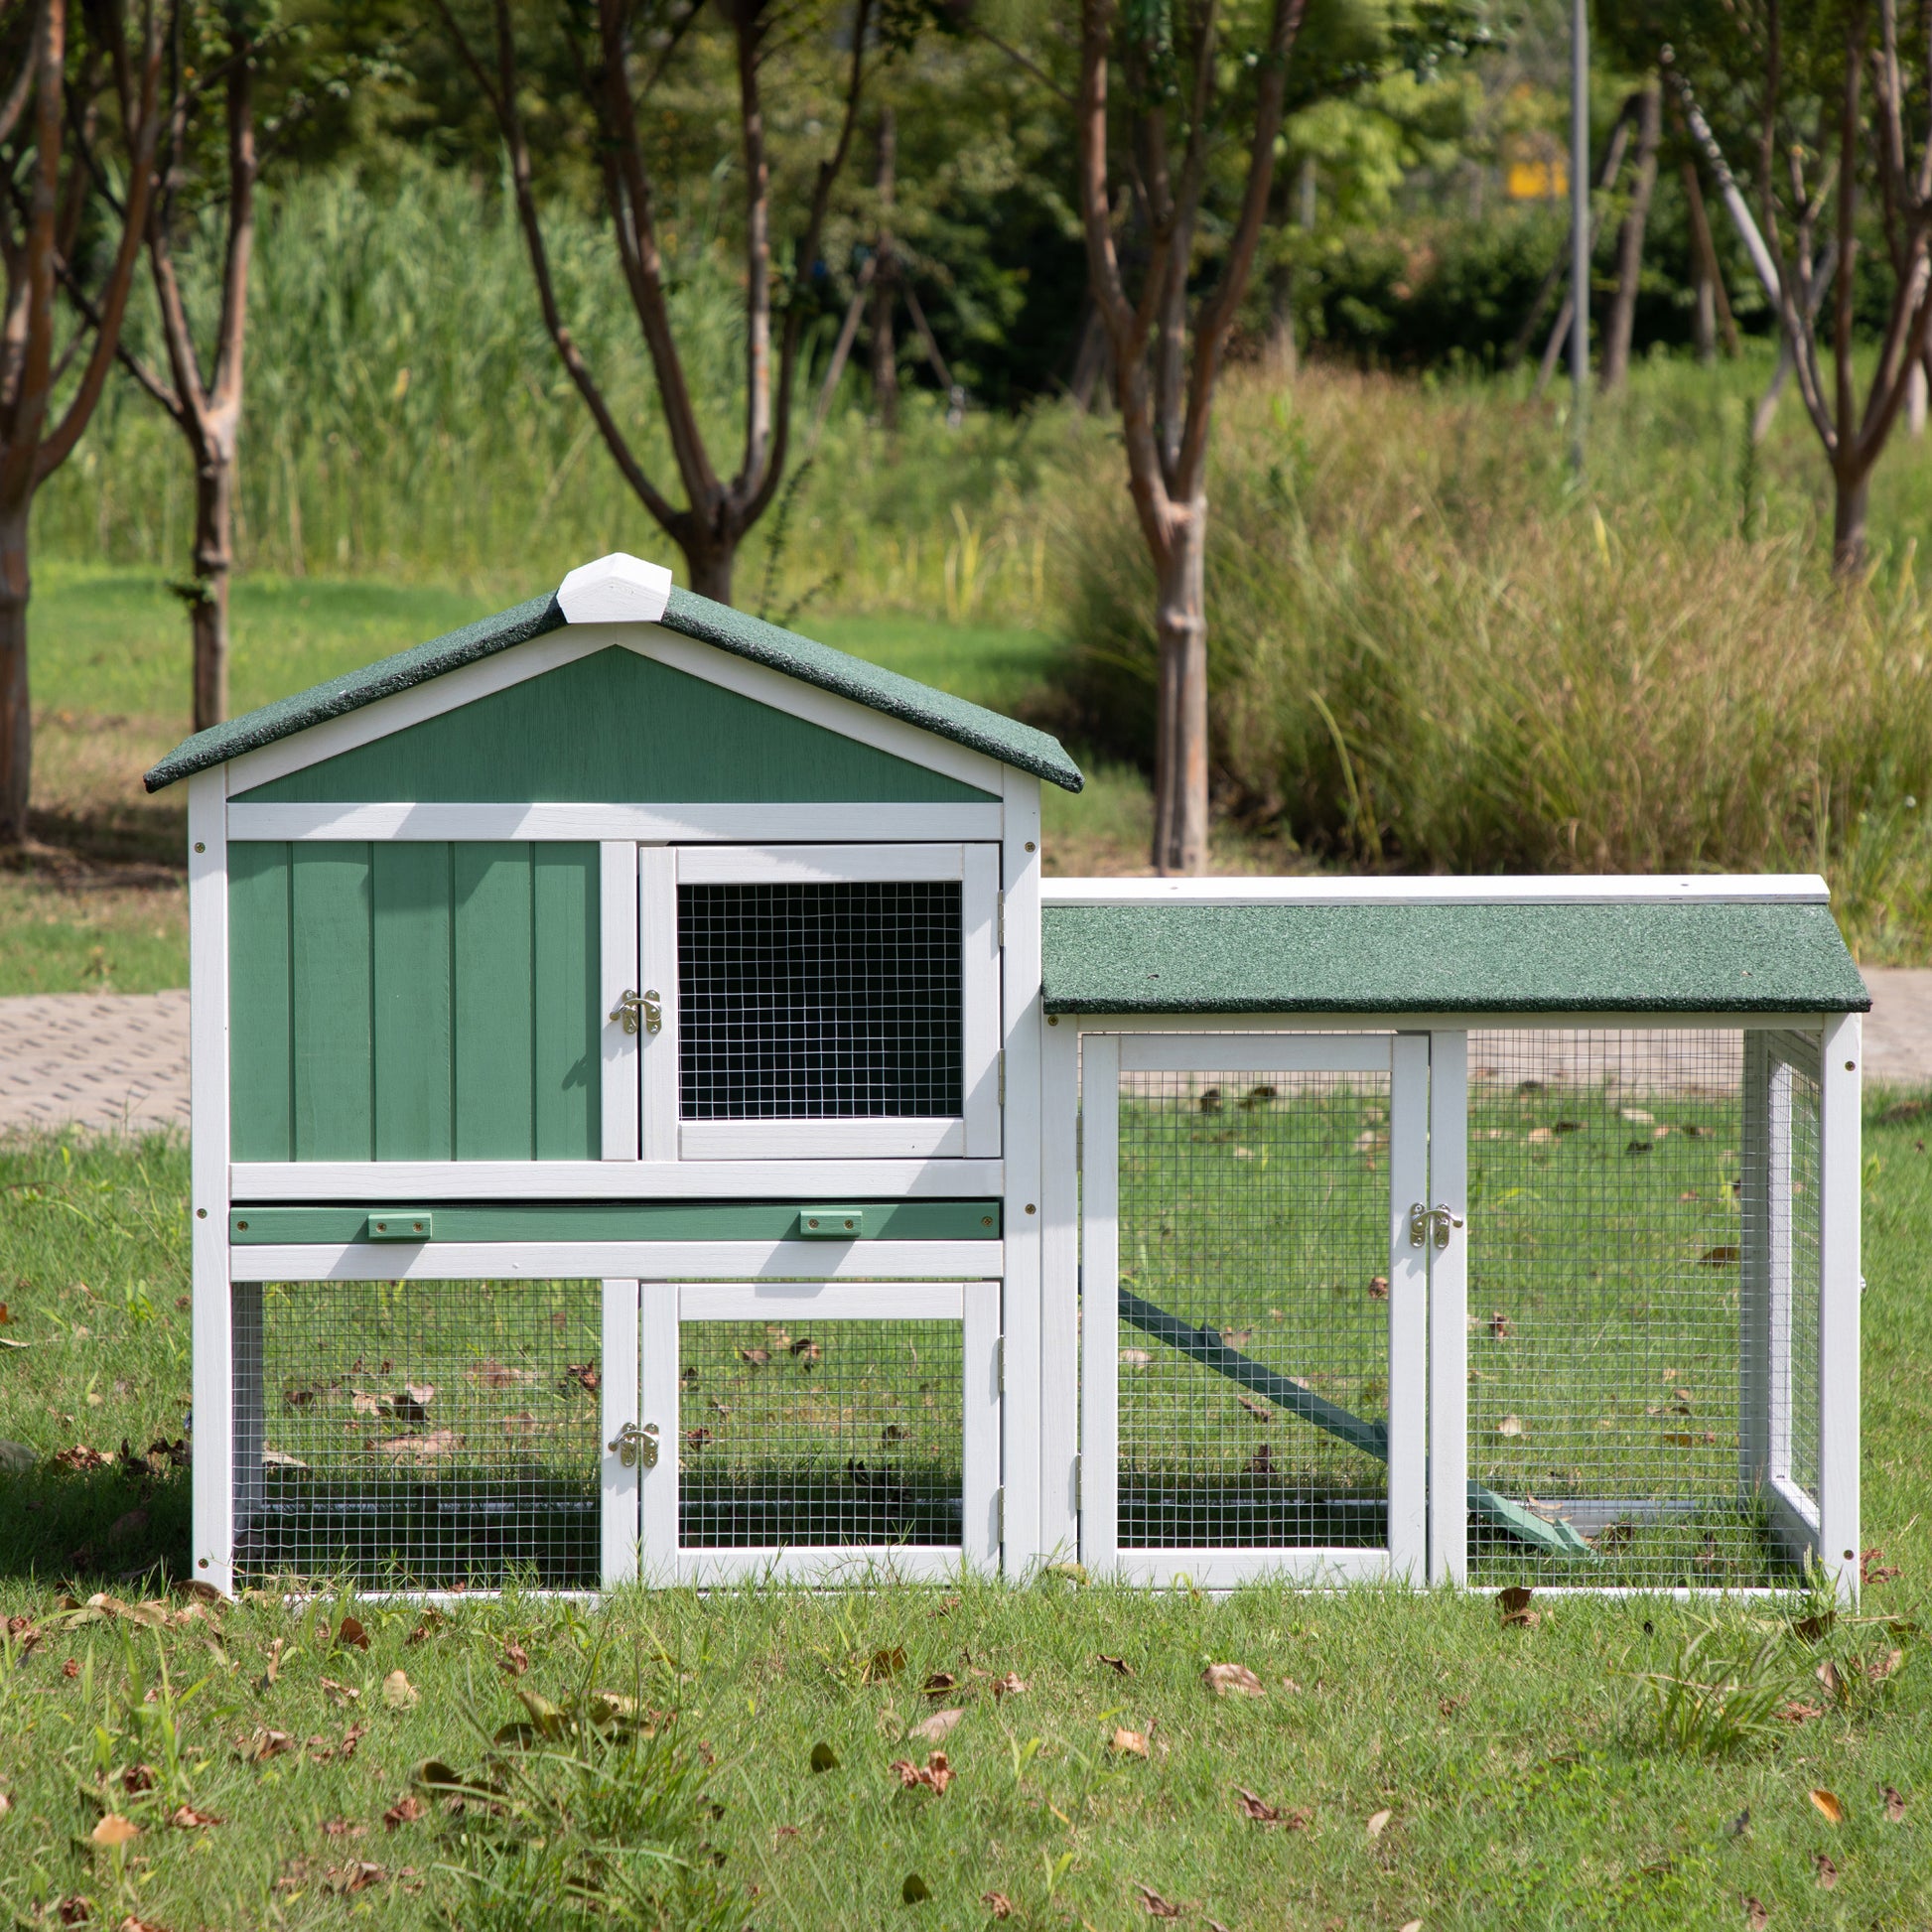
top-left (1201, 1661), bottom-right (1265, 1698)
top-left (920, 1671), bottom-right (958, 1697)
top-left (1744, 1898), bottom-right (1768, 1930)
top-left (168, 1806), bottom-right (220, 1830)
top-left (910, 1708), bottom-right (963, 1744)
top-left (992, 1672), bottom-right (1028, 1699)
top-left (890, 1750), bottom-right (954, 1794)
top-left (336, 1614), bottom-right (371, 1651)
top-left (1883, 1784), bottom-right (1906, 1822)
top-left (1489, 1311), bottom-right (1514, 1338)
top-left (563, 1362), bottom-right (600, 1396)
top-left (1110, 1726), bottom-right (1150, 1758)
top-left (321, 1819), bottom-right (366, 1840)
top-left (1367, 1276), bottom-right (1389, 1301)
top-left (90, 1814), bottom-right (141, 1847)
top-left (1136, 1883), bottom-right (1180, 1918)
top-left (1813, 1852), bottom-right (1838, 1890)
top-left (120, 1764), bottom-right (155, 1795)
top-left (982, 1892), bottom-right (1013, 1920)
top-left (1808, 1788), bottom-right (1845, 1826)
top-left (862, 1646), bottom-right (905, 1686)
top-left (382, 1796), bottom-right (425, 1831)
top-left (1235, 1787), bottom-right (1283, 1823)
top-left (498, 1639), bottom-right (530, 1678)
top-left (383, 1670), bottom-right (419, 1710)
top-left (403, 1609), bottom-right (445, 1647)
top-left (739, 1347), bottom-right (770, 1367)
top-left (1244, 1444), bottom-right (1276, 1477)
top-left (1497, 1586), bottom-right (1540, 1629)
top-left (1866, 1647), bottom-right (1905, 1685)
top-left (319, 1676), bottom-right (359, 1706)
top-left (1862, 1547), bottom-right (1902, 1585)
top-left (1097, 1653), bottom-right (1132, 1676)
top-left (1778, 1700), bottom-right (1825, 1723)
top-left (237, 1726), bottom-right (294, 1763)
top-left (1367, 1808), bottom-right (1394, 1839)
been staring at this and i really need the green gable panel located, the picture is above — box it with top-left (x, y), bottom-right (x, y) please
top-left (229, 841), bottom-right (600, 1160)
top-left (232, 647), bottom-right (997, 805)
top-left (1040, 900), bottom-right (1870, 1015)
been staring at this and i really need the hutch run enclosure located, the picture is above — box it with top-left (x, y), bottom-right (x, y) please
top-left (145, 554), bottom-right (1870, 1600)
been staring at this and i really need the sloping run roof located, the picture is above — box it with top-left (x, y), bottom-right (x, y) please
top-left (1041, 899), bottom-right (1870, 1014)
top-left (144, 584), bottom-right (1083, 794)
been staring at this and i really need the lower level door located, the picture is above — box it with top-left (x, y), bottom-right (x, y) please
top-left (1080, 1033), bottom-right (1430, 1586)
top-left (627, 1280), bottom-right (1001, 1584)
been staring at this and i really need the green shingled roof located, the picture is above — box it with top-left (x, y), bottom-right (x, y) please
top-left (144, 581), bottom-right (1082, 794)
top-left (1040, 900), bottom-right (1869, 1015)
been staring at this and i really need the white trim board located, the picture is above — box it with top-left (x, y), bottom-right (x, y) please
top-left (1051, 1012), bottom-right (1836, 1035)
top-left (228, 1239), bottom-right (1004, 1282)
top-left (225, 802), bottom-right (1005, 843)
top-left (1041, 875), bottom-right (1833, 906)
top-left (228, 1159), bottom-right (1007, 1200)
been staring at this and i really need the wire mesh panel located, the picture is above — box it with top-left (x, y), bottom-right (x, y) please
top-left (678, 882), bottom-right (963, 1119)
top-left (676, 1318), bottom-right (966, 1548)
top-left (1777, 1051), bottom-right (1825, 1506)
top-left (1464, 1029), bottom-right (1822, 1588)
top-left (233, 1280), bottom-right (602, 1589)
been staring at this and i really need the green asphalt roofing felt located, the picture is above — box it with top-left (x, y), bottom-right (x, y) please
top-left (144, 583), bottom-right (1082, 794)
top-left (1038, 900), bottom-right (1870, 1014)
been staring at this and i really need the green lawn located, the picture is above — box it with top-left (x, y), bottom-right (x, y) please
top-left (0, 1112), bottom-right (1927, 1928)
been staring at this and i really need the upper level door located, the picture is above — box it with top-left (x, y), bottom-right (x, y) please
top-left (1078, 1032), bottom-right (1431, 1587)
top-left (613, 843), bottom-right (1002, 1163)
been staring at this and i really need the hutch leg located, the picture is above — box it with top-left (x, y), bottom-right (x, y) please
top-left (1426, 1031), bottom-right (1468, 1587)
top-left (1818, 1012), bottom-right (1863, 1603)
top-left (601, 1279), bottom-right (641, 1587)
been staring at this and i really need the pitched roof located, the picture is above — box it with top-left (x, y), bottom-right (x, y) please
top-left (1039, 884), bottom-right (1869, 1015)
top-left (144, 574), bottom-right (1083, 794)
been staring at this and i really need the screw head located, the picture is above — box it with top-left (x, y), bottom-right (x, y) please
top-left (1025, 841), bottom-right (1035, 853)
top-left (194, 841), bottom-right (206, 853)
top-left (1025, 1203), bottom-right (1036, 1214)
top-left (197, 1208), bottom-right (207, 1219)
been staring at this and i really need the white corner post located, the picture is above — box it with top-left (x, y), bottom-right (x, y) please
top-left (1386, 1035), bottom-right (1431, 1583)
top-left (601, 1280), bottom-right (641, 1587)
top-left (1818, 1011), bottom-right (1863, 1602)
top-left (1038, 1014), bottom-right (1081, 1560)
top-left (188, 765), bottom-right (234, 1594)
top-left (999, 767), bottom-right (1045, 1573)
top-left (1426, 1030), bottom-right (1468, 1587)
top-left (1076, 1033), bottom-right (1120, 1572)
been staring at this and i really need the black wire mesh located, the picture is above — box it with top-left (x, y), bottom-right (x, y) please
top-left (1113, 1069), bottom-right (1392, 1550)
top-left (1464, 1030), bottom-right (1818, 1587)
top-left (677, 1319), bottom-right (965, 1547)
top-left (233, 1281), bottom-right (602, 1588)
top-left (678, 882), bottom-right (963, 1119)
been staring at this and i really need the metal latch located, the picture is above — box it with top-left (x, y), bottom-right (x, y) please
top-left (1408, 1201), bottom-right (1464, 1250)
top-left (798, 1207), bottom-right (865, 1238)
top-left (609, 1421), bottom-right (659, 1468)
top-left (608, 989), bottom-right (663, 1035)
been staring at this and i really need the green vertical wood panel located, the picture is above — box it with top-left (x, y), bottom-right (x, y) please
top-left (228, 843), bottom-right (294, 1161)
top-left (371, 843), bottom-right (455, 1159)
top-left (454, 843), bottom-right (535, 1158)
top-left (532, 844), bottom-right (599, 1159)
top-left (290, 844), bottom-right (374, 1159)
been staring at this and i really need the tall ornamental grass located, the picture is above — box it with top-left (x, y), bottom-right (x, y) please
top-left (1050, 364), bottom-right (1932, 953)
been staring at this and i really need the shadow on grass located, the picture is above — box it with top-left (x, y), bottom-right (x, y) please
top-left (0, 1448), bottom-right (190, 1590)
top-left (9, 800), bottom-right (187, 883)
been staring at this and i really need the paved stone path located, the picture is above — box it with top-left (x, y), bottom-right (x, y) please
top-left (4, 971), bottom-right (1932, 1138)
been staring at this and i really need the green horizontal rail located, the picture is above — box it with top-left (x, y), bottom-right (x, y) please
top-left (230, 1200), bottom-right (1002, 1245)
top-left (1117, 1288), bottom-right (1592, 1561)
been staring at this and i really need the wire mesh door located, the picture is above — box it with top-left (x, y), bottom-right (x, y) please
top-left (1080, 1034), bottom-right (1429, 1587)
top-left (634, 1281), bottom-right (1001, 1583)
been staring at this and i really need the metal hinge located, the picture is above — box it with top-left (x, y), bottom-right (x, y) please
top-left (1073, 1453), bottom-right (1082, 1510)
top-left (1076, 1112), bottom-right (1082, 1162)
top-left (994, 1485), bottom-right (1006, 1543)
top-left (998, 891), bottom-right (1006, 948)
top-left (998, 1050), bottom-right (1006, 1107)
top-left (996, 1335), bottom-right (1006, 1393)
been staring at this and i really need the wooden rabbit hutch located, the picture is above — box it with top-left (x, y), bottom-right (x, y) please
top-left (148, 555), bottom-right (1869, 1599)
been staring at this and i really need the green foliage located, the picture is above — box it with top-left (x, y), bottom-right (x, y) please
top-left (1642, 1621), bottom-right (1809, 1760)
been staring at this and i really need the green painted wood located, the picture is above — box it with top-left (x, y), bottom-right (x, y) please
top-left (291, 845), bottom-right (374, 1159)
top-left (533, 845), bottom-right (599, 1159)
top-left (1041, 901), bottom-right (1871, 1015)
top-left (453, 843), bottom-right (535, 1158)
top-left (228, 843), bottom-right (294, 1161)
top-left (227, 1200), bottom-right (1005, 1244)
top-left (371, 843), bottom-right (455, 1159)
top-left (232, 648), bottom-right (999, 805)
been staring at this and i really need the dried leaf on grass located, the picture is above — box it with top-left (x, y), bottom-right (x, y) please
top-left (383, 1670), bottom-right (419, 1710)
top-left (1136, 1883), bottom-right (1181, 1918)
top-left (1110, 1727), bottom-right (1150, 1758)
top-left (1235, 1788), bottom-right (1310, 1827)
top-left (403, 1609), bottom-right (445, 1647)
top-left (1813, 1853), bottom-right (1838, 1889)
top-left (920, 1671), bottom-right (957, 1697)
top-left (89, 1814), bottom-right (141, 1847)
top-left (1744, 1898), bottom-right (1769, 1930)
top-left (236, 1727), bottom-right (295, 1763)
top-left (169, 1804), bottom-right (221, 1830)
top-left (862, 1646), bottom-right (906, 1685)
top-left (321, 1818), bottom-right (366, 1840)
top-left (1097, 1653), bottom-right (1132, 1676)
top-left (319, 1677), bottom-right (359, 1706)
top-left (991, 1672), bottom-right (1028, 1699)
top-left (1808, 1788), bottom-right (1844, 1825)
top-left (910, 1709), bottom-right (962, 1744)
top-left (982, 1893), bottom-right (1013, 1920)
top-left (336, 1614), bottom-right (370, 1651)
top-left (1201, 1662), bottom-right (1265, 1698)
top-left (890, 1751), bottom-right (953, 1794)
top-left (382, 1796), bottom-right (425, 1831)
top-left (1497, 1586), bottom-right (1540, 1629)
top-left (497, 1639), bottom-right (530, 1678)
top-left (1367, 1808), bottom-right (1394, 1839)
top-left (1883, 1784), bottom-right (1907, 1822)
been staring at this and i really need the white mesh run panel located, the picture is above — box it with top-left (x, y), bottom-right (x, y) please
top-left (232, 1281), bottom-right (602, 1589)
top-left (678, 881), bottom-right (963, 1119)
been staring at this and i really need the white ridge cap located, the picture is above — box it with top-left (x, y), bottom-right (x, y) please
top-left (1039, 875), bottom-right (1832, 907)
top-left (558, 552), bottom-right (674, 624)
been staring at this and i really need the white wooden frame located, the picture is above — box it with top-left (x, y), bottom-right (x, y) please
top-left (1425, 1032), bottom-right (1469, 1587)
top-left (631, 1280), bottom-right (1001, 1585)
top-left (227, 1240), bottom-right (1002, 1283)
top-left (1817, 1012), bottom-right (1862, 1602)
top-left (228, 1159), bottom-right (1007, 1200)
top-left (1077, 1031), bottom-right (1427, 1587)
top-left (661, 843), bottom-right (1001, 1162)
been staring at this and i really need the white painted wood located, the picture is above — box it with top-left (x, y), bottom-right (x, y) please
top-left (1077, 1035), bottom-right (1121, 1569)
top-left (1119, 1034), bottom-right (1394, 1075)
top-left (636, 1285), bottom-right (680, 1578)
top-left (675, 841), bottom-right (967, 884)
top-left (601, 1281), bottom-right (641, 1586)
top-left (962, 1280), bottom-right (1004, 1572)
top-left (637, 847), bottom-right (680, 1164)
top-left (628, 627), bottom-right (1010, 798)
top-left (1737, 1035), bottom-right (1774, 1503)
top-left (229, 1158), bottom-right (1007, 1200)
top-left (230, 1239), bottom-right (1004, 1282)
top-left (1817, 1010), bottom-right (1862, 1603)
top-left (225, 801), bottom-right (1006, 843)
top-left (962, 842), bottom-right (1004, 1160)
top-left (1093, 1550), bottom-right (1393, 1588)
top-left (1065, 1011), bottom-right (1832, 1035)
top-left (1766, 1030), bottom-right (1823, 1081)
top-left (558, 551), bottom-right (673, 623)
top-left (600, 844), bottom-right (640, 1163)
top-left (1386, 1035), bottom-right (1431, 1584)
top-left (998, 769), bottom-right (1043, 1570)
top-left (1042, 875), bottom-right (1833, 906)
top-left (678, 1119), bottom-right (967, 1160)
top-left (1425, 1031), bottom-right (1469, 1587)
top-left (677, 1281), bottom-right (970, 1321)
top-left (188, 766), bottom-right (234, 1593)
top-left (223, 628), bottom-right (612, 793)
top-left (1038, 1018), bottom-right (1082, 1561)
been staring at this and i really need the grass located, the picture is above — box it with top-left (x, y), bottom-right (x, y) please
top-left (0, 1110), bottom-right (1928, 1926)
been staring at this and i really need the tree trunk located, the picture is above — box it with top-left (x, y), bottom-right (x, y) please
top-left (1151, 499), bottom-right (1209, 877)
top-left (870, 106), bottom-right (897, 429)
top-left (191, 442), bottom-right (235, 731)
top-left (687, 544), bottom-right (735, 606)
top-left (1681, 161), bottom-right (1736, 360)
top-left (0, 521), bottom-right (28, 845)
top-left (1908, 357), bottom-right (1927, 439)
top-left (1070, 305), bottom-right (1111, 411)
top-left (1600, 76), bottom-right (1662, 393)
top-left (1833, 463), bottom-right (1869, 576)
